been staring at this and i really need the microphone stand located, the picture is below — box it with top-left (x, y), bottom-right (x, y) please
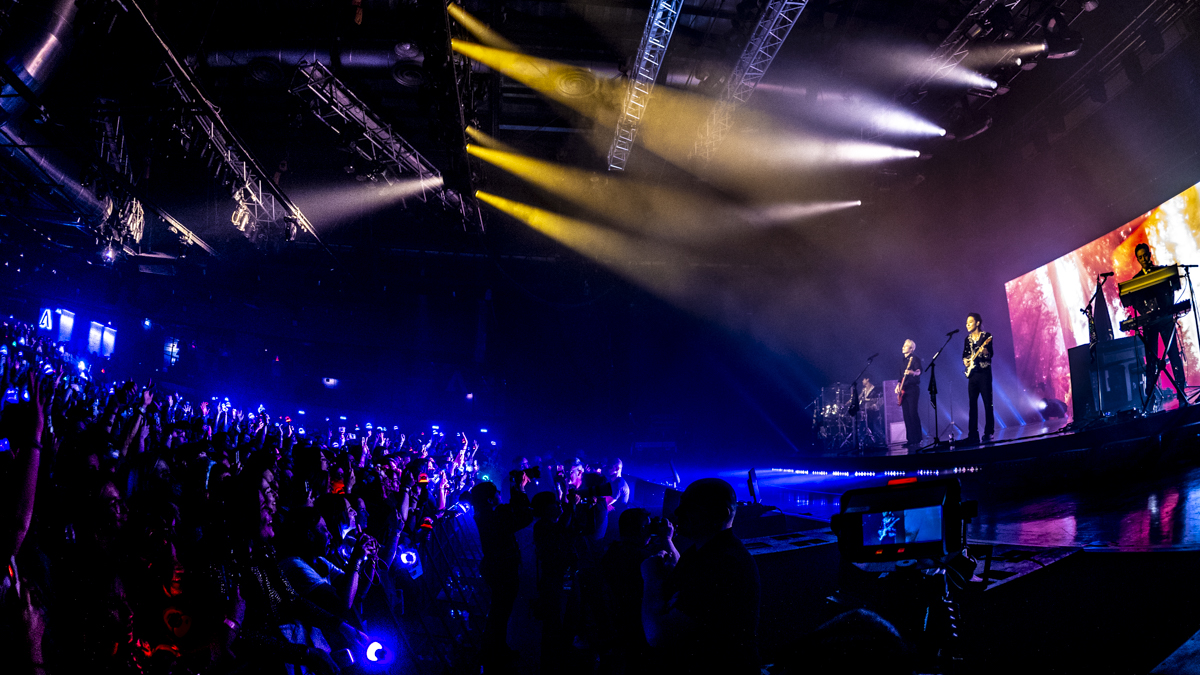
top-left (920, 333), bottom-right (957, 453)
top-left (841, 355), bottom-right (876, 455)
top-left (1182, 264), bottom-right (1200, 404)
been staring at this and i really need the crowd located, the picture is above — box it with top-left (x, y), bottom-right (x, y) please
top-left (0, 316), bottom-right (914, 675)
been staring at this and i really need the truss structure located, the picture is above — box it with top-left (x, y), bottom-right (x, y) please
top-left (896, 0), bottom-right (1003, 99)
top-left (91, 99), bottom-right (218, 255)
top-left (293, 61), bottom-right (481, 229)
top-left (693, 0), bottom-right (810, 161)
top-left (607, 0), bottom-right (685, 171)
top-left (126, 0), bottom-right (322, 252)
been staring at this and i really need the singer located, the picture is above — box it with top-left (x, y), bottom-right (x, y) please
top-left (962, 313), bottom-right (995, 445)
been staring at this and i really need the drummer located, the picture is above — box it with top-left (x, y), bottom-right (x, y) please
top-left (860, 376), bottom-right (884, 441)
top-left (860, 377), bottom-right (880, 406)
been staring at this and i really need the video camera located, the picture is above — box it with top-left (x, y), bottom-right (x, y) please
top-left (831, 478), bottom-right (975, 562)
top-left (574, 471), bottom-right (613, 500)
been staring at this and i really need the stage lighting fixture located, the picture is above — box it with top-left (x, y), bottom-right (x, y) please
top-left (323, 377), bottom-right (340, 388)
top-left (1043, 10), bottom-right (1083, 59)
top-left (143, 319), bottom-right (151, 329)
top-left (1084, 71), bottom-right (1107, 103)
top-left (1140, 24), bottom-right (1164, 55)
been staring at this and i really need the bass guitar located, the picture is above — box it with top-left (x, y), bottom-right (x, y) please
top-left (896, 355), bottom-right (914, 405)
top-left (964, 335), bottom-right (993, 377)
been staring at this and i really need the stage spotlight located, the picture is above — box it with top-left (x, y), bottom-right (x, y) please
top-left (323, 377), bottom-right (339, 388)
top-left (745, 200), bottom-right (863, 226)
top-left (1043, 9), bottom-right (1083, 59)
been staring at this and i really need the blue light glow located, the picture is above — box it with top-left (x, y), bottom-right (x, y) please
top-left (366, 642), bottom-right (383, 662)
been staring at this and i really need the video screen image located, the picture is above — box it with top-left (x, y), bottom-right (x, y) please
top-left (1005, 182), bottom-right (1200, 411)
top-left (862, 505), bottom-right (943, 546)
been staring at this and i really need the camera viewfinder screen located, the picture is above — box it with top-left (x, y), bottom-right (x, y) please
top-left (862, 505), bottom-right (943, 546)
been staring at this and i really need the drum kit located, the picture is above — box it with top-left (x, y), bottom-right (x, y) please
top-left (812, 383), bottom-right (884, 450)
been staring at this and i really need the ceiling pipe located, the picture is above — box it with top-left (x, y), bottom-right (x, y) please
top-left (0, 0), bottom-right (107, 222)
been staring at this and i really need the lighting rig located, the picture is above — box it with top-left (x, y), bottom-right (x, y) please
top-left (290, 61), bottom-right (482, 231)
top-left (606, 0), bottom-right (686, 172)
top-left (122, 0), bottom-right (325, 254)
top-left (892, 0), bottom-right (1090, 143)
top-left (89, 100), bottom-right (218, 258)
top-left (692, 0), bottom-right (811, 162)
top-left (999, 0), bottom-right (1198, 155)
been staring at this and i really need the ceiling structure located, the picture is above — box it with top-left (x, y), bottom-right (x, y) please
top-left (0, 0), bottom-right (1197, 362)
top-left (0, 0), bottom-right (1192, 261)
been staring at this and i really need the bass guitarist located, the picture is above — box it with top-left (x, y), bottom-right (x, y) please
top-left (962, 313), bottom-right (994, 445)
top-left (896, 339), bottom-right (923, 447)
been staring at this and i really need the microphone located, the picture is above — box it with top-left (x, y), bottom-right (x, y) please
top-left (1099, 271), bottom-right (1114, 278)
top-left (867, 352), bottom-right (879, 362)
top-left (946, 329), bottom-right (960, 337)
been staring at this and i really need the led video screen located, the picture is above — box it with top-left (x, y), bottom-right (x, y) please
top-left (1005, 182), bottom-right (1200, 411)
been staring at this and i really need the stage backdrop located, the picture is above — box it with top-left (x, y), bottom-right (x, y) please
top-left (1005, 182), bottom-right (1200, 413)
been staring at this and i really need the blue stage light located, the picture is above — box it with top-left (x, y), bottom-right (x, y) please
top-left (367, 642), bottom-right (383, 662)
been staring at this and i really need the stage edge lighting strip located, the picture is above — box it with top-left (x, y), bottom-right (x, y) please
top-left (607, 0), bottom-right (685, 172)
top-left (693, 0), bottom-right (810, 161)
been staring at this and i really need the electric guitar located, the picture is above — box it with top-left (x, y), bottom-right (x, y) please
top-left (964, 335), bottom-right (993, 377)
top-left (896, 355), bottom-right (914, 405)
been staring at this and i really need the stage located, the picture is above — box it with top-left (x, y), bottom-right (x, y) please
top-left (779, 404), bottom-right (1200, 479)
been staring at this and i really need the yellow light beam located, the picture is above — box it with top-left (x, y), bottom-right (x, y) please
top-left (476, 190), bottom-right (662, 262)
top-left (468, 143), bottom-right (743, 241)
top-left (447, 3), bottom-right (519, 52)
top-left (465, 126), bottom-right (518, 154)
top-left (454, 43), bottom-right (920, 199)
top-left (451, 39), bottom-right (622, 127)
top-left (476, 191), bottom-right (702, 300)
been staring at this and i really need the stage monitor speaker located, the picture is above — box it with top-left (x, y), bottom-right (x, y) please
top-left (883, 379), bottom-right (905, 444)
top-left (1068, 337), bottom-right (1145, 418)
top-left (1096, 336), bottom-right (1145, 413)
top-left (1068, 344), bottom-right (1096, 420)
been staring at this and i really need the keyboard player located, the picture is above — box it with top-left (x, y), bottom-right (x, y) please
top-left (1132, 243), bottom-right (1188, 404)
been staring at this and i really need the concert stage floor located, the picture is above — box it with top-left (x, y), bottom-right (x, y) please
top-left (785, 404), bottom-right (1200, 475)
top-left (716, 404), bottom-right (1200, 551)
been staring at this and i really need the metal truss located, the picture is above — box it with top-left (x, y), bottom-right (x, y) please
top-left (169, 77), bottom-right (305, 245)
top-left (126, 0), bottom-right (323, 252)
top-left (607, 0), bottom-right (685, 171)
top-left (92, 100), bottom-right (131, 182)
top-left (895, 0), bottom-right (1003, 100)
top-left (693, 0), bottom-right (810, 161)
top-left (293, 61), bottom-right (482, 229)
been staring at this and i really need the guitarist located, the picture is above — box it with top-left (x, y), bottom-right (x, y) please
top-left (962, 313), bottom-right (994, 445)
top-left (896, 340), bottom-right (923, 447)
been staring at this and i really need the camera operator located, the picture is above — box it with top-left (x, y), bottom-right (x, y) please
top-left (641, 478), bottom-right (761, 675)
top-left (469, 473), bottom-right (534, 667)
